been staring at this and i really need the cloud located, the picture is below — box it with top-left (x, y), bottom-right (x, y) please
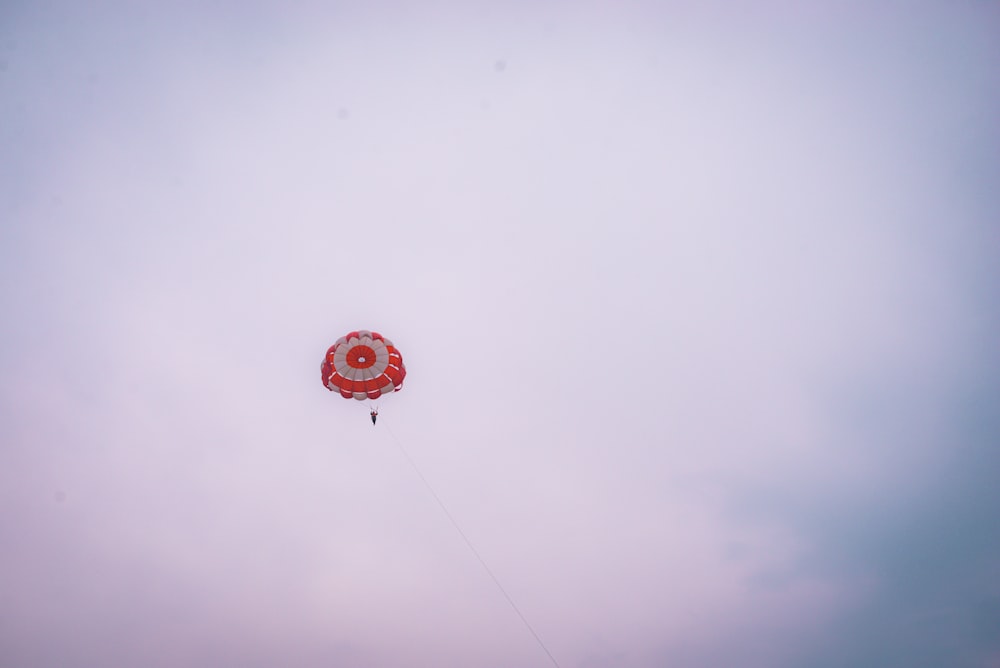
top-left (1, 2), bottom-right (998, 667)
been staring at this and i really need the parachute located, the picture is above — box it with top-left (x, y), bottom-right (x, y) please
top-left (319, 329), bottom-right (558, 666)
top-left (321, 330), bottom-right (406, 400)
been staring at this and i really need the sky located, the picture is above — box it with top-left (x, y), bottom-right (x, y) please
top-left (1, 1), bottom-right (999, 666)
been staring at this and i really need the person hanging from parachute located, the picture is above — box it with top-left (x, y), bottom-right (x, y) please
top-left (320, 330), bottom-right (406, 424)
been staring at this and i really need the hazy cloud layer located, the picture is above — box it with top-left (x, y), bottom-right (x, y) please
top-left (2, 2), bottom-right (998, 667)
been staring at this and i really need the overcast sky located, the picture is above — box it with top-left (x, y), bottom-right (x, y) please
top-left (2, 2), bottom-right (999, 667)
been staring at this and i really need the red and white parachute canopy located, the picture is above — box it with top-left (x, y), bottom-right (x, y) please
top-left (321, 330), bottom-right (406, 400)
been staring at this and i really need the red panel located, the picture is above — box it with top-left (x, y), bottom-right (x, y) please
top-left (346, 345), bottom-right (377, 368)
top-left (385, 365), bottom-right (404, 387)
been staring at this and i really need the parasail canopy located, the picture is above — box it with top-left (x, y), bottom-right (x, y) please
top-left (321, 330), bottom-right (406, 400)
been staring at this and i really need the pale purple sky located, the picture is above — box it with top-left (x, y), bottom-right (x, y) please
top-left (2, 2), bottom-right (999, 667)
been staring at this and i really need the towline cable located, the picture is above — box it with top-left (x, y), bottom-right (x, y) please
top-left (381, 422), bottom-right (562, 668)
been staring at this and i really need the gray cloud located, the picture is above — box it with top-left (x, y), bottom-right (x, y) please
top-left (2, 2), bottom-right (998, 667)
